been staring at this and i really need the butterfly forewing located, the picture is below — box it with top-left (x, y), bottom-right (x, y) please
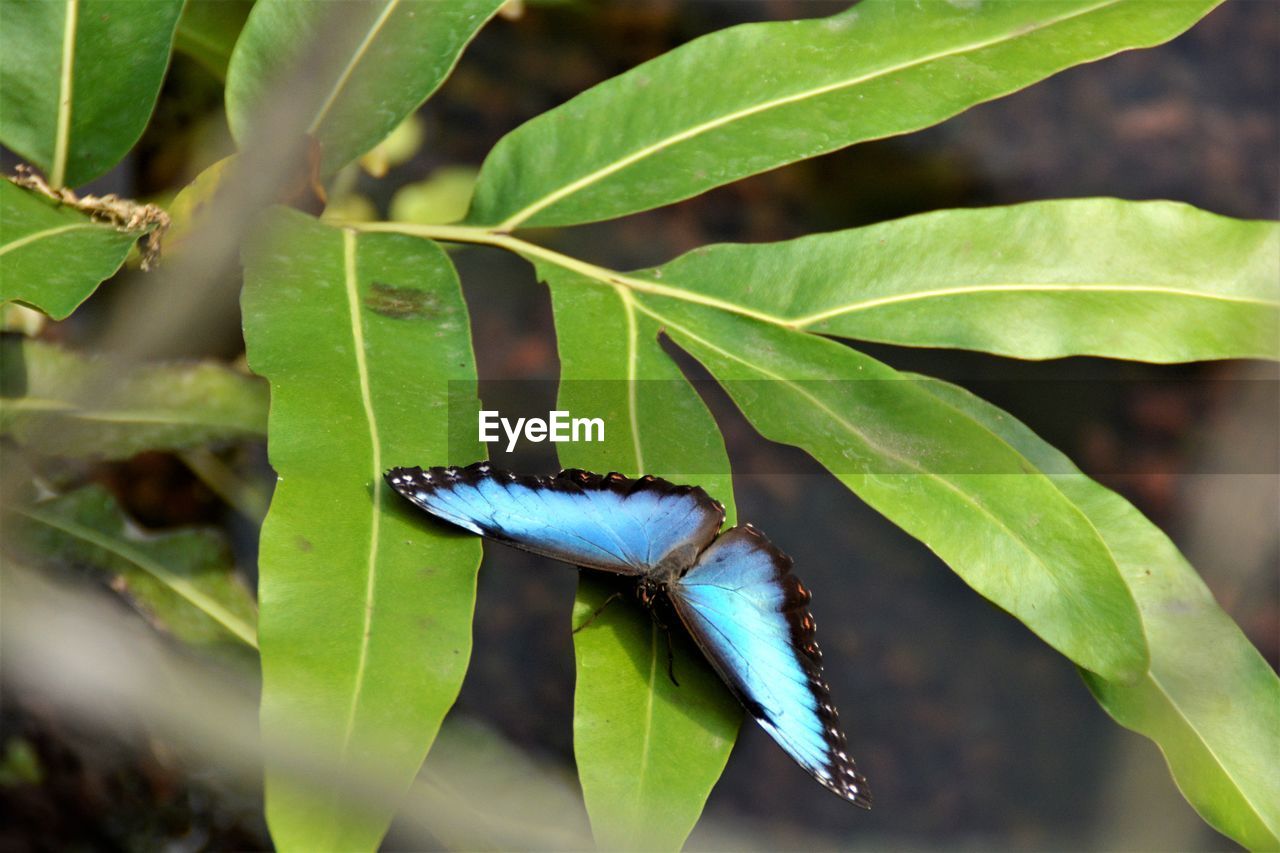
top-left (670, 525), bottom-right (871, 808)
top-left (384, 463), bottom-right (724, 575)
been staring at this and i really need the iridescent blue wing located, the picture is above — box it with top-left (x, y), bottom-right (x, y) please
top-left (384, 463), bottom-right (724, 575)
top-left (670, 525), bottom-right (870, 807)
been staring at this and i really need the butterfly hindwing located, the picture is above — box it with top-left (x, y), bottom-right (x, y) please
top-left (385, 463), bottom-right (724, 575)
top-left (670, 525), bottom-right (871, 807)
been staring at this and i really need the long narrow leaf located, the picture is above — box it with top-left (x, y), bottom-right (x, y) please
top-left (468, 0), bottom-right (1219, 229)
top-left (646, 200), bottom-right (1280, 362)
top-left (0, 337), bottom-right (267, 459)
top-left (914, 376), bottom-right (1280, 850)
top-left (546, 277), bottom-right (740, 852)
top-left (243, 209), bottom-right (483, 851)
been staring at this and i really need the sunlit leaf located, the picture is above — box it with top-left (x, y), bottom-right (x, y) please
top-left (227, 0), bottom-right (503, 178)
top-left (0, 0), bottom-right (184, 187)
top-left (0, 337), bottom-right (267, 460)
top-left (626, 291), bottom-right (1148, 684)
top-left (242, 208), bottom-right (483, 851)
top-left (468, 0), bottom-right (1220, 229)
top-left (5, 484), bottom-right (257, 649)
top-left (546, 276), bottom-right (740, 851)
top-left (645, 200), bottom-right (1280, 362)
top-left (914, 376), bottom-right (1280, 851)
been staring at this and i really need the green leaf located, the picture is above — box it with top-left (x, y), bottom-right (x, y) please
top-left (0, 0), bottom-right (185, 187)
top-left (467, 0), bottom-right (1220, 229)
top-left (0, 179), bottom-right (141, 319)
top-left (625, 292), bottom-right (1148, 684)
top-left (5, 484), bottom-right (257, 648)
top-left (242, 208), bottom-right (483, 851)
top-left (0, 337), bottom-right (267, 460)
top-left (545, 276), bottom-right (740, 852)
top-left (913, 376), bottom-right (1280, 851)
top-left (646, 200), bottom-right (1280, 362)
top-left (226, 0), bottom-right (503, 179)
top-left (173, 0), bottom-right (253, 83)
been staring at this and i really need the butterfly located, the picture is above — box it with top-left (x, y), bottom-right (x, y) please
top-left (384, 461), bottom-right (871, 808)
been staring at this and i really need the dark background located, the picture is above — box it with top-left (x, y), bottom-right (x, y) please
top-left (3, 1), bottom-right (1276, 850)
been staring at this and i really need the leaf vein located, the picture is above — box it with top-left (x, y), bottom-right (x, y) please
top-left (337, 228), bottom-right (383, 761)
top-left (794, 283), bottom-right (1280, 326)
top-left (52, 0), bottom-right (79, 187)
top-left (307, 0), bottom-right (404, 136)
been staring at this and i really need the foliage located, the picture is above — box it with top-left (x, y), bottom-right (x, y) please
top-left (1, 1), bottom-right (1276, 850)
top-left (6, 483), bottom-right (256, 649)
top-left (0, 336), bottom-right (266, 459)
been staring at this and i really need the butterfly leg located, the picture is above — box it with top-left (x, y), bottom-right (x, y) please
top-left (664, 627), bottom-right (680, 687)
top-left (644, 607), bottom-right (681, 687)
top-left (572, 591), bottom-right (624, 634)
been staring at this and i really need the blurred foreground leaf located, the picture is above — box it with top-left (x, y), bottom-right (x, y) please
top-left (0, 0), bottom-right (184, 187)
top-left (5, 484), bottom-right (257, 648)
top-left (547, 276), bottom-right (740, 851)
top-left (421, 718), bottom-right (592, 851)
top-left (390, 167), bottom-right (477, 226)
top-left (0, 337), bottom-right (267, 459)
top-left (243, 209), bottom-right (483, 851)
top-left (0, 180), bottom-right (142, 320)
top-left (227, 0), bottom-right (503, 178)
top-left (915, 377), bottom-right (1280, 851)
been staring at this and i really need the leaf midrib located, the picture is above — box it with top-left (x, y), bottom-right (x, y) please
top-left (336, 228), bottom-right (383, 765)
top-left (497, 0), bottom-right (1119, 229)
top-left (0, 222), bottom-right (106, 257)
top-left (615, 286), bottom-right (646, 474)
top-left (1148, 666), bottom-right (1280, 843)
top-left (51, 0), bottom-right (79, 188)
top-left (792, 283), bottom-right (1280, 326)
top-left (307, 0), bottom-right (403, 137)
top-left (635, 622), bottom-right (660, 816)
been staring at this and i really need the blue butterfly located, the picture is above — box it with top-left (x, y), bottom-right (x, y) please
top-left (384, 461), bottom-right (871, 807)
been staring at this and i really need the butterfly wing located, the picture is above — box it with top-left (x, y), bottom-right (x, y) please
top-left (669, 525), bottom-right (870, 807)
top-left (385, 463), bottom-right (724, 575)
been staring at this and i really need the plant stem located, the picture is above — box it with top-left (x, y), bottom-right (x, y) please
top-left (342, 221), bottom-right (792, 328)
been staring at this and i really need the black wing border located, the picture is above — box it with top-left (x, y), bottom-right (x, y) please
top-left (670, 523), bottom-right (871, 808)
top-left (384, 461), bottom-right (725, 574)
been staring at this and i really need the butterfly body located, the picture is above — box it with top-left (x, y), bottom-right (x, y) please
top-left (385, 462), bottom-right (871, 808)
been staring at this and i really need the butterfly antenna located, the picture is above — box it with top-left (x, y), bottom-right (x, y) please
top-left (572, 591), bottom-right (624, 634)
